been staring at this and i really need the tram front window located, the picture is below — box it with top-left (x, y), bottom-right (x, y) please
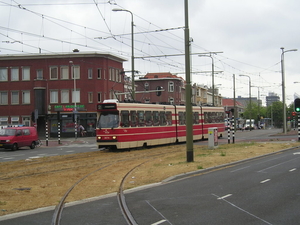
top-left (97, 113), bottom-right (119, 128)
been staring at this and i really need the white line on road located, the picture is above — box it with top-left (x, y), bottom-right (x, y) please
top-left (217, 194), bottom-right (232, 200)
top-left (231, 166), bottom-right (250, 172)
top-left (289, 168), bottom-right (297, 172)
top-left (212, 193), bottom-right (273, 224)
top-left (260, 179), bottom-right (271, 184)
top-left (151, 220), bottom-right (167, 225)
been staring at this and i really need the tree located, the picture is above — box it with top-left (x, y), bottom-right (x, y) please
top-left (266, 101), bottom-right (283, 128)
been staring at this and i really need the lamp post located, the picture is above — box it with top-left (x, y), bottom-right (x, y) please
top-left (69, 61), bottom-right (77, 140)
top-left (240, 75), bottom-right (252, 131)
top-left (112, 8), bottom-right (135, 100)
top-left (281, 47), bottom-right (297, 134)
top-left (198, 52), bottom-right (223, 106)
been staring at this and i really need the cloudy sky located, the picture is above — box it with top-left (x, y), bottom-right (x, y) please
top-left (0, 0), bottom-right (299, 106)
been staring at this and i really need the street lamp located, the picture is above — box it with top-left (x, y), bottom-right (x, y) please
top-left (198, 52), bottom-right (223, 106)
top-left (69, 61), bottom-right (77, 140)
top-left (240, 74), bottom-right (252, 131)
top-left (112, 8), bottom-right (135, 100)
top-left (281, 47), bottom-right (297, 134)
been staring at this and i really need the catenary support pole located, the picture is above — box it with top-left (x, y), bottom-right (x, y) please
top-left (184, 0), bottom-right (193, 162)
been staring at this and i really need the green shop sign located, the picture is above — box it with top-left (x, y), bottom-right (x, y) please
top-left (54, 105), bottom-right (86, 112)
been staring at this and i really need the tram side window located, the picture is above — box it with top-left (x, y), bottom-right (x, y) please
top-left (137, 111), bottom-right (145, 126)
top-left (178, 112), bottom-right (185, 125)
top-left (193, 112), bottom-right (199, 124)
top-left (145, 111), bottom-right (152, 126)
top-left (130, 111), bottom-right (137, 127)
top-left (166, 111), bottom-right (172, 125)
top-left (121, 110), bottom-right (129, 127)
top-left (204, 112), bottom-right (208, 123)
top-left (159, 111), bottom-right (167, 126)
top-left (153, 111), bottom-right (160, 126)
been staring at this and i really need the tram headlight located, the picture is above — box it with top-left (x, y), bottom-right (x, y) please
top-left (97, 136), bottom-right (102, 140)
top-left (112, 136), bottom-right (117, 140)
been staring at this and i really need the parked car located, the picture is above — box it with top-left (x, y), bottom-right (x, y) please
top-left (0, 126), bottom-right (39, 151)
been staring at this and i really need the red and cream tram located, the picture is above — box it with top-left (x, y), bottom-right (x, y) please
top-left (96, 101), bottom-right (225, 150)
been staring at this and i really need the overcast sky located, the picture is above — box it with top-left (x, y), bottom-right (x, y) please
top-left (0, 0), bottom-right (299, 106)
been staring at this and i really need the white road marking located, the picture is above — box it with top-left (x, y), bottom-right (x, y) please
top-left (293, 152), bottom-right (300, 155)
top-left (260, 179), bottom-right (271, 184)
top-left (231, 166), bottom-right (250, 172)
top-left (151, 220), bottom-right (167, 225)
top-left (212, 193), bottom-right (273, 225)
top-left (289, 168), bottom-right (297, 172)
top-left (218, 194), bottom-right (232, 200)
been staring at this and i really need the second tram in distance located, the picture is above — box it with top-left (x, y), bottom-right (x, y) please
top-left (96, 101), bottom-right (225, 150)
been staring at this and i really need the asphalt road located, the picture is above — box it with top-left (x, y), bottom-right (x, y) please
top-left (1, 134), bottom-right (300, 224)
top-left (0, 128), bottom-right (297, 162)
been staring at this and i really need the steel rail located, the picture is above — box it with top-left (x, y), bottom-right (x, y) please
top-left (51, 164), bottom-right (111, 225)
top-left (117, 161), bottom-right (150, 225)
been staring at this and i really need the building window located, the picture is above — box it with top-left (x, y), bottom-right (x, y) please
top-left (0, 68), bottom-right (8, 81)
top-left (72, 90), bottom-right (80, 103)
top-left (88, 92), bottom-right (93, 103)
top-left (11, 67), bottom-right (19, 81)
top-left (22, 67), bottom-right (30, 80)
top-left (97, 68), bottom-right (101, 79)
top-left (169, 97), bottom-right (174, 105)
top-left (50, 90), bottom-right (58, 103)
top-left (22, 117), bottom-right (30, 126)
top-left (60, 66), bottom-right (69, 79)
top-left (119, 70), bottom-right (122, 82)
top-left (22, 91), bottom-right (30, 104)
top-left (115, 69), bottom-right (119, 82)
top-left (97, 92), bottom-right (102, 103)
top-left (36, 69), bottom-right (43, 80)
top-left (0, 117), bottom-right (8, 126)
top-left (11, 91), bottom-right (19, 104)
top-left (0, 91), bottom-right (8, 105)
top-left (88, 68), bottom-right (93, 79)
top-left (168, 81), bottom-right (174, 92)
top-left (11, 116), bottom-right (19, 125)
top-left (61, 90), bottom-right (69, 103)
top-left (109, 68), bottom-right (112, 80)
top-left (72, 65), bottom-right (80, 79)
top-left (50, 67), bottom-right (58, 79)
top-left (144, 82), bottom-right (149, 91)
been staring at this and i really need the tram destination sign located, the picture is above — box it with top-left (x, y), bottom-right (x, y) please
top-left (54, 105), bottom-right (86, 112)
top-left (97, 103), bottom-right (117, 110)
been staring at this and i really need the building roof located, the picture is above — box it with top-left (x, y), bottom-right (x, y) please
top-left (144, 72), bottom-right (179, 79)
top-left (0, 51), bottom-right (127, 63)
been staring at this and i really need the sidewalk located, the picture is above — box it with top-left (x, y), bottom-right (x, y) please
top-left (39, 136), bottom-right (96, 147)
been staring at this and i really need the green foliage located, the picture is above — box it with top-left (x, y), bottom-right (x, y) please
top-left (241, 100), bottom-right (296, 128)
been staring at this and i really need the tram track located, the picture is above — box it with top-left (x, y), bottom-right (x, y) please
top-left (50, 150), bottom-right (175, 224)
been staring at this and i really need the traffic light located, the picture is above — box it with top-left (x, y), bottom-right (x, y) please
top-left (294, 98), bottom-right (300, 112)
top-left (292, 111), bottom-right (297, 117)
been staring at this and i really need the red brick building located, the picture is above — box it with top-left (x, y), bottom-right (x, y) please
top-left (0, 52), bottom-right (126, 137)
top-left (135, 72), bottom-right (186, 105)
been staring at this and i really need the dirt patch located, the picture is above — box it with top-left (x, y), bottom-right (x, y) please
top-left (0, 141), bottom-right (299, 216)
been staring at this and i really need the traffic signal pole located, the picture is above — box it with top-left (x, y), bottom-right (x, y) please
top-left (294, 98), bottom-right (300, 141)
top-left (298, 114), bottom-right (300, 141)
